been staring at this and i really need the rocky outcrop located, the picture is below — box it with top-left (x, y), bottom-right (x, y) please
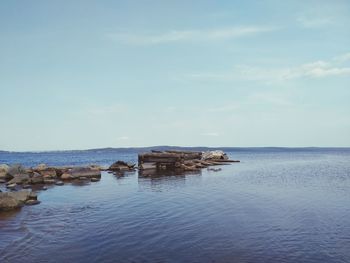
top-left (0, 190), bottom-right (39, 211)
top-left (202, 150), bottom-right (229, 160)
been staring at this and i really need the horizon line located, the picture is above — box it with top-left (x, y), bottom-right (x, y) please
top-left (1, 145), bottom-right (350, 153)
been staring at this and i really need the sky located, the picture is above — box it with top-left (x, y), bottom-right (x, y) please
top-left (0, 0), bottom-right (350, 151)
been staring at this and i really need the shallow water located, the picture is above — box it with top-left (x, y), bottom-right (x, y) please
top-left (1, 148), bottom-right (350, 263)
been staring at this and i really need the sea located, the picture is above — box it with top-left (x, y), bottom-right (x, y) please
top-left (0, 147), bottom-right (350, 263)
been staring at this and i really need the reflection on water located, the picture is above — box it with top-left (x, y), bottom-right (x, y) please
top-left (1, 148), bottom-right (350, 263)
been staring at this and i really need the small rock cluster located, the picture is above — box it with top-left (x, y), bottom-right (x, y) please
top-left (0, 163), bottom-right (102, 189)
top-left (0, 163), bottom-right (104, 211)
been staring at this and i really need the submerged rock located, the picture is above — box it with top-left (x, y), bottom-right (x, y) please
top-left (25, 200), bottom-right (40, 206)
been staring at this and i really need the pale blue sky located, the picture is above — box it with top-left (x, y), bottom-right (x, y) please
top-left (1, 0), bottom-right (350, 151)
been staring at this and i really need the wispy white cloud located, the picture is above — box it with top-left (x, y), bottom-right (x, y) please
top-left (107, 26), bottom-right (277, 45)
top-left (185, 53), bottom-right (350, 83)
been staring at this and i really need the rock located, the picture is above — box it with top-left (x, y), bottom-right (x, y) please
top-left (0, 164), bottom-right (10, 174)
top-left (7, 173), bottom-right (30, 185)
top-left (70, 167), bottom-right (101, 178)
top-left (0, 194), bottom-right (21, 210)
top-left (0, 190), bottom-right (34, 210)
top-left (43, 179), bottom-right (55, 184)
top-left (208, 168), bottom-right (222, 172)
top-left (109, 161), bottom-right (135, 171)
top-left (202, 150), bottom-right (229, 161)
top-left (30, 172), bottom-right (44, 184)
top-left (0, 179), bottom-right (6, 184)
top-left (55, 181), bottom-right (64, 186)
top-left (6, 183), bottom-right (17, 190)
top-left (22, 184), bottom-right (31, 189)
top-left (25, 200), bottom-right (40, 206)
top-left (35, 163), bottom-right (47, 171)
top-left (7, 164), bottom-right (27, 177)
top-left (29, 192), bottom-right (38, 200)
top-left (40, 169), bottom-right (57, 178)
top-left (0, 172), bottom-right (7, 180)
top-left (7, 190), bottom-right (31, 202)
top-left (91, 178), bottom-right (100, 182)
top-left (60, 173), bottom-right (72, 180)
top-left (78, 176), bottom-right (88, 181)
top-left (0, 164), bottom-right (10, 180)
top-left (42, 186), bottom-right (48, 191)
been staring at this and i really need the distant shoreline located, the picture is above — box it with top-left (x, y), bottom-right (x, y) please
top-left (1, 146), bottom-right (350, 154)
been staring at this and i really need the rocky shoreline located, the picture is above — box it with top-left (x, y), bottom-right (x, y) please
top-left (1, 150), bottom-right (239, 211)
top-left (0, 161), bottom-right (136, 211)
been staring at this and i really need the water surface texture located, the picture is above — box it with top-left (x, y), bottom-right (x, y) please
top-left (1, 148), bottom-right (350, 263)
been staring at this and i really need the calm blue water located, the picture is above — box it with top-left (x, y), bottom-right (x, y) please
top-left (0, 148), bottom-right (350, 263)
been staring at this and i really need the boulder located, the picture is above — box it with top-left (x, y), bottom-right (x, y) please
top-left (0, 190), bottom-right (33, 210)
top-left (60, 173), bottom-right (72, 180)
top-left (7, 164), bottom-right (27, 178)
top-left (35, 163), bottom-right (47, 171)
top-left (55, 181), bottom-right (64, 186)
top-left (70, 167), bottom-right (101, 178)
top-left (0, 194), bottom-right (21, 210)
top-left (0, 164), bottom-right (10, 180)
top-left (109, 161), bottom-right (135, 171)
top-left (30, 172), bottom-right (44, 184)
top-left (7, 173), bottom-right (30, 185)
top-left (0, 164), bottom-right (10, 173)
top-left (39, 169), bottom-right (57, 178)
top-left (202, 150), bottom-right (229, 161)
